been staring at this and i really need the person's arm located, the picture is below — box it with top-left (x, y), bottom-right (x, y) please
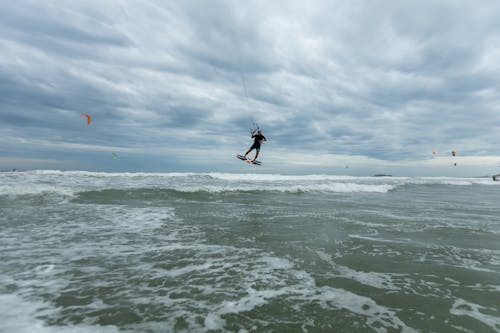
top-left (263, 136), bottom-right (267, 141)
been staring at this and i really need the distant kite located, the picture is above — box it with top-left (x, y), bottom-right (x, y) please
top-left (112, 152), bottom-right (118, 159)
top-left (80, 113), bottom-right (91, 125)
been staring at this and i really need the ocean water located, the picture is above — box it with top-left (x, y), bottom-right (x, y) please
top-left (1, 171), bottom-right (499, 333)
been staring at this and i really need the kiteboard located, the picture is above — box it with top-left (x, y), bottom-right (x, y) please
top-left (236, 155), bottom-right (261, 165)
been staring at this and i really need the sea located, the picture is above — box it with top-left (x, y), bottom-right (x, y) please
top-left (1, 170), bottom-right (499, 333)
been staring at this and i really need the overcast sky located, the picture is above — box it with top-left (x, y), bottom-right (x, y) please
top-left (1, 0), bottom-right (500, 175)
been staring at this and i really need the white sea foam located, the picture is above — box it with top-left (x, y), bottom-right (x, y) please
top-left (96, 205), bottom-right (176, 231)
top-left (202, 280), bottom-right (419, 333)
top-left (314, 249), bottom-right (407, 292)
top-left (411, 176), bottom-right (499, 186)
top-left (348, 234), bottom-right (412, 244)
top-left (337, 266), bottom-right (401, 291)
top-left (205, 172), bottom-right (365, 181)
top-left (182, 251), bottom-right (419, 332)
top-left (0, 184), bottom-right (76, 197)
top-left (0, 293), bottom-right (120, 333)
top-left (314, 287), bottom-right (419, 333)
top-left (1, 169), bottom-right (499, 332)
top-left (2, 171), bottom-right (498, 200)
top-left (29, 170), bottom-right (197, 178)
top-left (469, 283), bottom-right (500, 292)
top-left (174, 183), bottom-right (395, 193)
top-left (33, 264), bottom-right (56, 275)
top-left (451, 298), bottom-right (500, 332)
top-left (15, 170), bottom-right (500, 186)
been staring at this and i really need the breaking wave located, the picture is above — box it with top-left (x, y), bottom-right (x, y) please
top-left (1, 171), bottom-right (498, 199)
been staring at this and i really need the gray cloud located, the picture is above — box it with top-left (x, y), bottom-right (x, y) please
top-left (1, 0), bottom-right (500, 173)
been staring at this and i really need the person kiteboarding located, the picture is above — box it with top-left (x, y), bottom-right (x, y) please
top-left (237, 126), bottom-right (267, 165)
top-left (244, 129), bottom-right (267, 162)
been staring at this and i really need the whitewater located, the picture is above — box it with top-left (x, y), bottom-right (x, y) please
top-left (1, 171), bottom-right (499, 332)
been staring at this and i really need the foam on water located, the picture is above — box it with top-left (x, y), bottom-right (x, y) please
top-left (194, 254), bottom-right (419, 333)
top-left (1, 203), bottom-right (415, 332)
top-left (11, 170), bottom-right (500, 186)
top-left (206, 172), bottom-right (366, 181)
top-left (0, 184), bottom-right (77, 197)
top-left (95, 205), bottom-right (176, 231)
top-left (315, 249), bottom-right (404, 291)
top-left (2, 171), bottom-right (499, 201)
top-left (1, 170), bottom-right (499, 332)
top-left (29, 170), bottom-right (198, 178)
top-left (0, 202), bottom-right (182, 332)
top-left (173, 182), bottom-right (395, 193)
top-left (0, 294), bottom-right (120, 333)
top-left (451, 298), bottom-right (500, 332)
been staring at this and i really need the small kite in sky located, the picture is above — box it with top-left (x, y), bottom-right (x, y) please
top-left (80, 113), bottom-right (91, 125)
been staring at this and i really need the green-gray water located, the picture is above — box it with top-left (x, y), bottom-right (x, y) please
top-left (1, 171), bottom-right (499, 332)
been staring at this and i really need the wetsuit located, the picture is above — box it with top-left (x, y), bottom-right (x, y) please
top-left (250, 134), bottom-right (266, 151)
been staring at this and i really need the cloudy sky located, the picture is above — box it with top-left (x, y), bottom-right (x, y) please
top-left (1, 0), bottom-right (500, 175)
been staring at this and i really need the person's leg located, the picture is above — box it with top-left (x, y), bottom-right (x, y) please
top-left (253, 149), bottom-right (260, 161)
top-left (244, 147), bottom-right (253, 158)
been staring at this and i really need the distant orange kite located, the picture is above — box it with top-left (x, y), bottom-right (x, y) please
top-left (80, 113), bottom-right (91, 125)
